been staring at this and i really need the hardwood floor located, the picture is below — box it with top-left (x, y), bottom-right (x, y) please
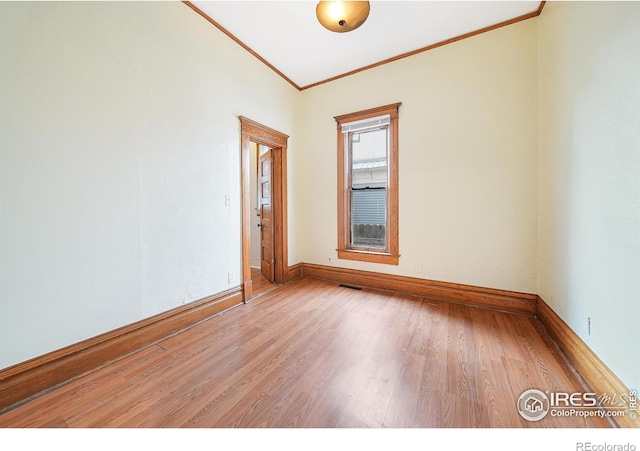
top-left (0, 277), bottom-right (610, 428)
top-left (251, 267), bottom-right (276, 296)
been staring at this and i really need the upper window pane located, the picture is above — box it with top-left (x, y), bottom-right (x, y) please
top-left (350, 127), bottom-right (388, 188)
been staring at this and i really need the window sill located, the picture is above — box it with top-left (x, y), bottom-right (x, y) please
top-left (337, 249), bottom-right (399, 265)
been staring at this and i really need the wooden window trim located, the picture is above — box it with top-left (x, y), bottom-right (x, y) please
top-left (335, 102), bottom-right (401, 265)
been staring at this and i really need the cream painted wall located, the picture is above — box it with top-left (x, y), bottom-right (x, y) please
top-left (538, 2), bottom-right (640, 391)
top-left (0, 2), bottom-right (299, 369)
top-left (298, 19), bottom-right (539, 293)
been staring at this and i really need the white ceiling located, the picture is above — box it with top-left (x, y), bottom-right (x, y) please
top-left (191, 1), bottom-right (542, 89)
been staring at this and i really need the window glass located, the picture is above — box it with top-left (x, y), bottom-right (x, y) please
top-left (349, 127), bottom-right (388, 249)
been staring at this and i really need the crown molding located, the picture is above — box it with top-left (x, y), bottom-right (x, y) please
top-left (184, 1), bottom-right (545, 92)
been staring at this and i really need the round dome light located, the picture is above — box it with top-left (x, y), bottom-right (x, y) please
top-left (316, 1), bottom-right (370, 33)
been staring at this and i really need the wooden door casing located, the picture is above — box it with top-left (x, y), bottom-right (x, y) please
top-left (239, 116), bottom-right (289, 302)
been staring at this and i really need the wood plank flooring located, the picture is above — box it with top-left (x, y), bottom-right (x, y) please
top-left (0, 277), bottom-right (610, 428)
top-left (251, 267), bottom-right (276, 296)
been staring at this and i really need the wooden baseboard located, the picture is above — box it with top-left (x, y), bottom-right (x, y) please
top-left (285, 262), bottom-right (303, 283)
top-left (536, 296), bottom-right (639, 428)
top-left (0, 287), bottom-right (243, 413)
top-left (301, 263), bottom-right (536, 316)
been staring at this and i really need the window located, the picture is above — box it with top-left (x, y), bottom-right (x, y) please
top-left (335, 102), bottom-right (401, 265)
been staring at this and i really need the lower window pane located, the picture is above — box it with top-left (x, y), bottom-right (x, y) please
top-left (351, 189), bottom-right (386, 249)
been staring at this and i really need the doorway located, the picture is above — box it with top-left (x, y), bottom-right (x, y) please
top-left (249, 143), bottom-right (276, 295)
top-left (239, 116), bottom-right (289, 302)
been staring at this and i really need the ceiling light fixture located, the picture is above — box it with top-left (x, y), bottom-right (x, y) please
top-left (316, 1), bottom-right (370, 33)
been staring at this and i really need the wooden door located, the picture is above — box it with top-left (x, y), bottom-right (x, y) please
top-left (259, 149), bottom-right (275, 282)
